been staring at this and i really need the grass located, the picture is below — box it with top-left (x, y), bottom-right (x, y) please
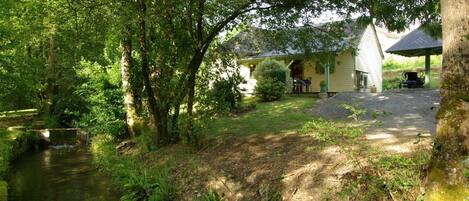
top-left (336, 150), bottom-right (431, 201)
top-left (92, 96), bottom-right (433, 200)
top-left (206, 96), bottom-right (315, 137)
top-left (300, 118), bottom-right (366, 144)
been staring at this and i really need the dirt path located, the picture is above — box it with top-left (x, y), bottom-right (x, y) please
top-left (313, 89), bottom-right (439, 153)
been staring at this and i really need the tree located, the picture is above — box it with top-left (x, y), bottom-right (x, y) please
top-left (127, 0), bottom-right (377, 145)
top-left (121, 22), bottom-right (139, 138)
top-left (424, 0), bottom-right (469, 199)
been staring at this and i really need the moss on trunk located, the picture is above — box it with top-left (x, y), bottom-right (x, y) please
top-left (426, 1), bottom-right (469, 199)
top-left (0, 180), bottom-right (6, 200)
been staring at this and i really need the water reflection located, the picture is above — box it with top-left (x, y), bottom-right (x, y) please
top-left (9, 147), bottom-right (120, 201)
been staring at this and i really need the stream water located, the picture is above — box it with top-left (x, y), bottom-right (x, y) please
top-left (8, 146), bottom-right (121, 201)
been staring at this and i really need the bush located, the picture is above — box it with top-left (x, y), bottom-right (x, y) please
top-left (254, 79), bottom-right (286, 102)
top-left (253, 59), bottom-right (290, 101)
top-left (383, 77), bottom-right (402, 91)
top-left (208, 74), bottom-right (244, 113)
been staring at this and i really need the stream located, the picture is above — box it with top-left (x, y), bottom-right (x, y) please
top-left (8, 146), bottom-right (121, 201)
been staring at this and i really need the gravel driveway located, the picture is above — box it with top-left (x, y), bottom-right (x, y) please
top-left (313, 89), bottom-right (440, 153)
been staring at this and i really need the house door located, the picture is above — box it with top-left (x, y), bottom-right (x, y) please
top-left (290, 60), bottom-right (304, 93)
top-left (290, 60), bottom-right (303, 80)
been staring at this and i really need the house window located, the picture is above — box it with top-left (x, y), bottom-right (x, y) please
top-left (249, 64), bottom-right (256, 78)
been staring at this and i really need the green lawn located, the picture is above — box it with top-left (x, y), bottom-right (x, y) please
top-left (206, 96), bottom-right (316, 137)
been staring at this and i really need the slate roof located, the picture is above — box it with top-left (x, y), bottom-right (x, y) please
top-left (225, 21), bottom-right (369, 60)
top-left (386, 28), bottom-right (442, 57)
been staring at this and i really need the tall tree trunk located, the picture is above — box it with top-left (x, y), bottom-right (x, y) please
top-left (121, 24), bottom-right (139, 138)
top-left (426, 0), bottom-right (469, 199)
top-left (138, 0), bottom-right (164, 143)
top-left (44, 35), bottom-right (56, 117)
top-left (186, 51), bottom-right (204, 144)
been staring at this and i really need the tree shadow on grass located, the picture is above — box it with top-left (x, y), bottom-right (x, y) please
top-left (195, 134), bottom-right (347, 201)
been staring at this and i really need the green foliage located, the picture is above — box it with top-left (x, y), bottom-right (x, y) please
top-left (320, 80), bottom-right (327, 93)
top-left (0, 0), bottom-right (116, 127)
top-left (207, 74), bottom-right (245, 113)
top-left (0, 129), bottom-right (39, 181)
top-left (383, 56), bottom-right (442, 71)
top-left (253, 59), bottom-right (290, 102)
top-left (255, 79), bottom-right (287, 102)
top-left (371, 110), bottom-right (388, 119)
top-left (253, 59), bottom-right (289, 83)
top-left (341, 103), bottom-right (366, 121)
top-left (315, 54), bottom-right (336, 74)
top-left (92, 135), bottom-right (176, 201)
top-left (300, 118), bottom-right (365, 143)
top-left (0, 130), bottom-right (12, 180)
top-left (383, 77), bottom-right (402, 91)
top-left (77, 61), bottom-right (125, 137)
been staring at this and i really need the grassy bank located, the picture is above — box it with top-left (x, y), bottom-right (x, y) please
top-left (91, 96), bottom-right (432, 200)
top-left (0, 129), bottom-right (40, 200)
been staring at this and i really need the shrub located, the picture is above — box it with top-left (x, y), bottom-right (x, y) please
top-left (383, 77), bottom-right (402, 91)
top-left (208, 74), bottom-right (244, 113)
top-left (254, 79), bottom-right (286, 102)
top-left (253, 59), bottom-right (290, 101)
top-left (341, 103), bottom-right (366, 121)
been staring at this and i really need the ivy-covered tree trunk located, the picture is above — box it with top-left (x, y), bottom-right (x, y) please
top-left (121, 24), bottom-right (139, 138)
top-left (44, 35), bottom-right (56, 117)
top-left (426, 0), bottom-right (469, 199)
top-left (186, 50), bottom-right (205, 144)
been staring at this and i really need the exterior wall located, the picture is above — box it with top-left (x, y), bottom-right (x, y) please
top-left (239, 52), bottom-right (356, 93)
top-left (239, 64), bottom-right (257, 94)
top-left (238, 24), bottom-right (384, 93)
top-left (303, 51), bottom-right (355, 92)
top-left (355, 25), bottom-right (384, 92)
